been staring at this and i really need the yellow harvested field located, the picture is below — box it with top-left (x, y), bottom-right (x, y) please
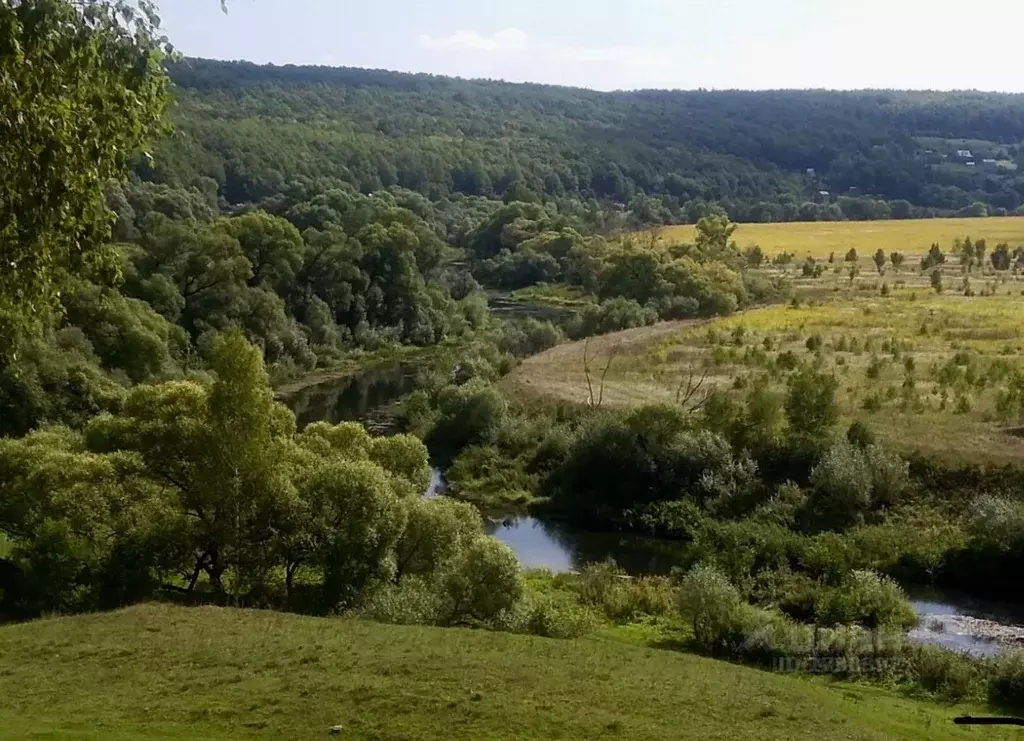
top-left (655, 217), bottom-right (1024, 258)
top-left (506, 294), bottom-right (1024, 463)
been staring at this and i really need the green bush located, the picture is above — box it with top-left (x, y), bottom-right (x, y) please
top-left (734, 608), bottom-right (814, 665)
top-left (968, 495), bottom-right (1024, 551)
top-left (499, 318), bottom-right (565, 358)
top-left (477, 248), bottom-right (562, 290)
top-left (808, 442), bottom-right (873, 529)
top-left (807, 442), bottom-right (909, 530)
top-left (909, 644), bottom-right (984, 701)
top-left (630, 498), bottom-right (708, 539)
top-left (846, 420), bottom-right (875, 448)
top-left (575, 560), bottom-right (675, 622)
top-left (365, 535), bottom-right (524, 629)
top-left (427, 379), bottom-right (508, 455)
top-left (862, 444), bottom-right (911, 508)
top-left (989, 652), bottom-right (1024, 710)
top-left (677, 563), bottom-right (754, 654)
top-left (549, 405), bottom-right (756, 525)
top-left (815, 570), bottom-right (918, 633)
top-left (361, 576), bottom-right (445, 626)
top-left (753, 483), bottom-right (808, 528)
top-left (750, 564), bottom-right (815, 609)
top-left (568, 297), bottom-right (657, 339)
top-left (522, 592), bottom-right (604, 639)
top-left (445, 445), bottom-right (537, 509)
top-left (776, 350), bottom-right (799, 370)
top-left (784, 367), bottom-right (839, 452)
top-left (440, 538), bottom-right (523, 626)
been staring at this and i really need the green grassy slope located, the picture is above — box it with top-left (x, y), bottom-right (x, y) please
top-left (0, 604), bottom-right (1011, 741)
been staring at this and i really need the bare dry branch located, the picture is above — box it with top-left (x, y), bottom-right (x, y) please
top-left (583, 338), bottom-right (595, 407)
top-left (597, 342), bottom-right (621, 409)
top-left (676, 364), bottom-right (710, 412)
top-left (645, 227), bottom-right (664, 250)
top-left (582, 339), bottom-right (620, 409)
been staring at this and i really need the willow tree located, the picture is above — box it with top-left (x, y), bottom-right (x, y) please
top-left (0, 0), bottom-right (171, 356)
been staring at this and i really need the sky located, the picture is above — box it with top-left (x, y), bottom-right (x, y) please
top-left (159, 0), bottom-right (1024, 92)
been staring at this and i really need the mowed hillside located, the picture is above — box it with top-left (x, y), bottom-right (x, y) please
top-left (656, 217), bottom-right (1024, 258)
top-left (0, 604), bottom-right (1011, 741)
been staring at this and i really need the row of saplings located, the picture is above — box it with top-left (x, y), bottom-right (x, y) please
top-left (523, 560), bottom-right (1024, 711)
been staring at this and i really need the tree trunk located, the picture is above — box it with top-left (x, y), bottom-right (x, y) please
top-left (285, 562), bottom-right (300, 598)
top-left (207, 567), bottom-right (225, 596)
top-left (186, 558), bottom-right (204, 593)
top-left (205, 545), bottom-right (226, 597)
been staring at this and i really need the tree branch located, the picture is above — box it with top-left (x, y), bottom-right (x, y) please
top-left (597, 342), bottom-right (620, 409)
top-left (676, 364), bottom-right (710, 412)
top-left (583, 338), bottom-right (595, 407)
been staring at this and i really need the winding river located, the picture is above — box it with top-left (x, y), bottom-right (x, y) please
top-left (282, 362), bottom-right (1024, 657)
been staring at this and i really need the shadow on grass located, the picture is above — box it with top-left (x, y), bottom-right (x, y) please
top-left (649, 636), bottom-right (698, 653)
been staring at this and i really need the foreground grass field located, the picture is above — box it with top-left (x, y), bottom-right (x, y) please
top-left (507, 293), bottom-right (1024, 463)
top-left (656, 217), bottom-right (1024, 258)
top-left (0, 604), bottom-right (1016, 741)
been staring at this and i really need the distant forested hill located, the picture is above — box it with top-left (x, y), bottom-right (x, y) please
top-left (147, 58), bottom-right (1024, 221)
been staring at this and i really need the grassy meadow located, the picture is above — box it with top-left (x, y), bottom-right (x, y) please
top-left (0, 603), bottom-right (1015, 741)
top-left (656, 217), bottom-right (1024, 259)
top-left (507, 292), bottom-right (1024, 463)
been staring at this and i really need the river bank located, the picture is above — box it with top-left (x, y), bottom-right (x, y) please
top-left (281, 360), bottom-right (1024, 658)
top-left (485, 512), bottom-right (1024, 657)
top-left (272, 344), bottom-right (442, 400)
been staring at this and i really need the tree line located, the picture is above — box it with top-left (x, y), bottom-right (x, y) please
top-left (147, 58), bottom-right (1024, 221)
top-left (0, 0), bottom-right (770, 623)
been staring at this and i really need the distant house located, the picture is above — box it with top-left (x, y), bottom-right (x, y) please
top-left (983, 158), bottom-right (997, 165)
top-left (966, 161), bottom-right (976, 167)
top-left (806, 168), bottom-right (816, 176)
top-left (818, 190), bottom-right (830, 197)
top-left (957, 149), bottom-right (973, 158)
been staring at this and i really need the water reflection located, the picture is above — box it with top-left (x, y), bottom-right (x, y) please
top-left (286, 365), bottom-right (418, 430)
top-left (486, 515), bottom-right (690, 575)
top-left (487, 519), bottom-right (574, 572)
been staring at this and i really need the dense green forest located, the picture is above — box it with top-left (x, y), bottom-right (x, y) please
top-left (146, 58), bottom-right (1024, 221)
top-left (0, 1), bottom-right (771, 622)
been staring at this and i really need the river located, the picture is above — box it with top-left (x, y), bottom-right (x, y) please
top-left (486, 514), bottom-right (1024, 656)
top-left (283, 363), bottom-right (419, 433)
top-left (282, 362), bottom-right (1024, 657)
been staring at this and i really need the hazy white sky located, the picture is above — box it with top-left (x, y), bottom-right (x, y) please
top-left (159, 0), bottom-right (1024, 91)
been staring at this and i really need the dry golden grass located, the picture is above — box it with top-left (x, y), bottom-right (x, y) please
top-left (506, 320), bottom-right (708, 409)
top-left (507, 293), bottom-right (1024, 464)
top-left (654, 217), bottom-right (1024, 258)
